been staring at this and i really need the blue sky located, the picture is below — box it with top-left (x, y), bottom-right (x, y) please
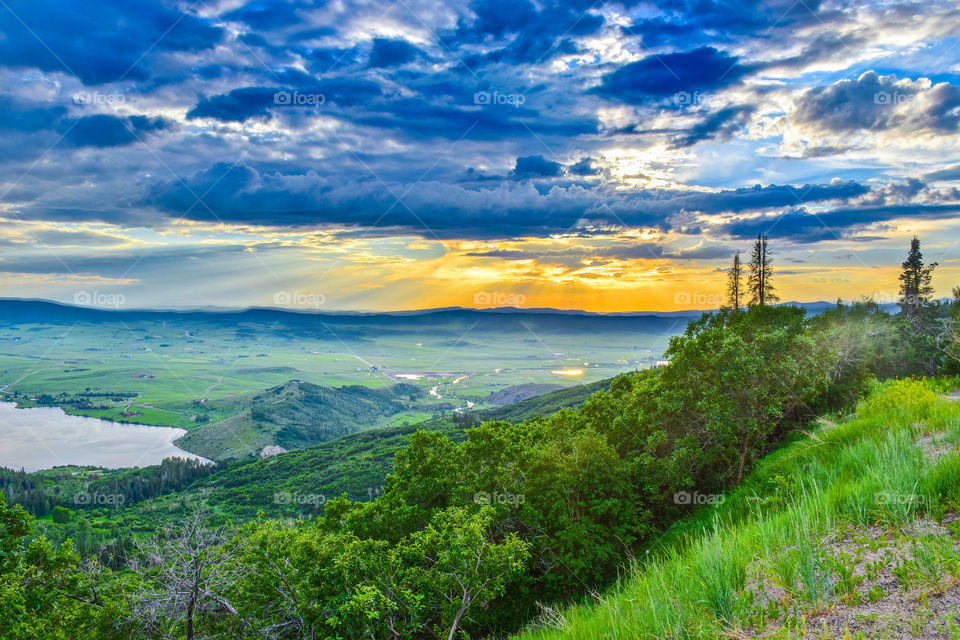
top-left (0, 0), bottom-right (958, 311)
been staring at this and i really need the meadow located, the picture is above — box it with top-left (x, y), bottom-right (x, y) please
top-left (0, 302), bottom-right (688, 440)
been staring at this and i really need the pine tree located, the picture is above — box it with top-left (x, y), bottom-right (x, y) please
top-left (747, 235), bottom-right (779, 306)
top-left (726, 252), bottom-right (743, 310)
top-left (898, 235), bottom-right (937, 319)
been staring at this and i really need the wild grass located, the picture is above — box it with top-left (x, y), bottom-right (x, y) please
top-left (518, 378), bottom-right (960, 640)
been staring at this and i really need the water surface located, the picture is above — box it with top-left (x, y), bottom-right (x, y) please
top-left (0, 402), bottom-right (208, 472)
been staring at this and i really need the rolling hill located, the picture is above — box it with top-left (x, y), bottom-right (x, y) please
top-left (34, 377), bottom-right (614, 527)
top-left (176, 379), bottom-right (426, 460)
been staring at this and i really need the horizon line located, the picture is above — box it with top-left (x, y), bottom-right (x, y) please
top-left (0, 296), bottom-right (905, 317)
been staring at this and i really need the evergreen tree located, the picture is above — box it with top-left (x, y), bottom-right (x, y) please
top-left (726, 252), bottom-right (744, 310)
top-left (747, 235), bottom-right (779, 306)
top-left (898, 235), bottom-right (937, 319)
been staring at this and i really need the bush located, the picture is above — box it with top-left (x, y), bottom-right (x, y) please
top-left (51, 505), bottom-right (71, 524)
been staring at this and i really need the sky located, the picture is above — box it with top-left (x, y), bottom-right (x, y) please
top-left (0, 0), bottom-right (959, 312)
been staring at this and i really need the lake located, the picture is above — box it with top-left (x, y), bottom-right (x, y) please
top-left (0, 402), bottom-right (209, 472)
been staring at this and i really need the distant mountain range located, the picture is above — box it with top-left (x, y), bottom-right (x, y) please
top-left (0, 297), bottom-right (904, 321)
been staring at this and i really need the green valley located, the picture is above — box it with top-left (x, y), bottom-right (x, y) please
top-left (3, 239), bottom-right (960, 640)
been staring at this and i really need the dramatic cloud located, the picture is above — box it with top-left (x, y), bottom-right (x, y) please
top-left (716, 203), bottom-right (960, 243)
top-left (597, 48), bottom-right (751, 104)
top-left (0, 0), bottom-right (221, 84)
top-left (367, 38), bottom-right (426, 68)
top-left (0, 0), bottom-right (956, 308)
top-left (140, 163), bottom-right (876, 239)
top-left (793, 71), bottom-right (960, 135)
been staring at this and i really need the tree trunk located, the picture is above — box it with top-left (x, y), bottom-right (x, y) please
top-left (446, 591), bottom-right (471, 640)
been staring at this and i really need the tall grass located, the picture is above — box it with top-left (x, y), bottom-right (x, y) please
top-left (517, 379), bottom-right (960, 640)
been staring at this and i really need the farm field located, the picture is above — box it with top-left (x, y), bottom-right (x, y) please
top-left (0, 300), bottom-right (692, 459)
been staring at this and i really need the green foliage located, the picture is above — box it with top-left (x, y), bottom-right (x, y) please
top-left (3, 298), bottom-right (956, 639)
top-left (319, 305), bottom-right (837, 632)
top-left (747, 234), bottom-right (779, 306)
top-left (0, 457), bottom-right (217, 517)
top-left (0, 495), bottom-right (126, 639)
top-left (515, 379), bottom-right (960, 640)
top-left (51, 505), bottom-right (71, 524)
top-left (898, 235), bottom-right (937, 320)
top-left (179, 380), bottom-right (427, 460)
top-left (233, 506), bottom-right (528, 640)
top-left (855, 377), bottom-right (940, 426)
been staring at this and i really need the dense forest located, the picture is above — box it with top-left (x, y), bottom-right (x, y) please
top-left (2, 236), bottom-right (959, 639)
top-left (0, 458), bottom-right (219, 518)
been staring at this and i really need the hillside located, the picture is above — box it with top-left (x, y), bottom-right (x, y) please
top-left (173, 376), bottom-right (612, 519)
top-left (176, 379), bottom-right (426, 460)
top-left (0, 298), bottom-right (685, 442)
top-left (515, 379), bottom-right (960, 640)
top-left (9, 300), bottom-right (960, 640)
top-left (22, 376), bottom-right (612, 536)
top-left (486, 383), bottom-right (564, 405)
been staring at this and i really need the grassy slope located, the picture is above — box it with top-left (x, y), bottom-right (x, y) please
top-left (517, 379), bottom-right (960, 640)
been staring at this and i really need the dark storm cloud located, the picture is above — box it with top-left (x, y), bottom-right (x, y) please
top-left (0, 0), bottom-right (954, 254)
top-left (670, 105), bottom-right (755, 148)
top-left (596, 47), bottom-right (752, 104)
top-left (346, 98), bottom-right (600, 141)
top-left (925, 164), bottom-right (960, 181)
top-left (623, 0), bottom-right (827, 47)
top-left (0, 98), bottom-right (170, 148)
top-left (61, 114), bottom-right (172, 147)
top-left (600, 182), bottom-right (871, 220)
top-left (0, 0), bottom-right (222, 84)
top-left (0, 98), bottom-right (65, 132)
top-left (142, 162), bottom-right (604, 238)
top-left (140, 162), bottom-right (874, 239)
top-left (514, 156), bottom-right (563, 178)
top-left (187, 87), bottom-right (278, 123)
top-left (367, 39), bottom-right (426, 68)
top-left (716, 203), bottom-right (960, 243)
top-left (186, 80), bottom-right (385, 123)
top-left (567, 157), bottom-right (598, 176)
top-left (222, 1), bottom-right (308, 30)
top-left (455, 0), bottom-right (604, 66)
